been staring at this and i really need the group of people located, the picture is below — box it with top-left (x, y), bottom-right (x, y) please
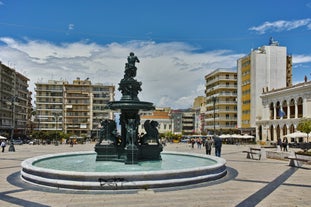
top-left (277, 137), bottom-right (288, 151)
top-left (190, 136), bottom-right (222, 157)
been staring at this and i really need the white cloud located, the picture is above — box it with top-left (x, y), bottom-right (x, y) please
top-left (249, 19), bottom-right (311, 34)
top-left (292, 54), bottom-right (311, 64)
top-left (68, 24), bottom-right (74, 30)
top-left (0, 38), bottom-right (243, 109)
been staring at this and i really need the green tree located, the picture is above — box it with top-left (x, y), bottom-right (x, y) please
top-left (297, 118), bottom-right (311, 143)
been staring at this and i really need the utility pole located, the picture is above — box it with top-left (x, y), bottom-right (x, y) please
top-left (52, 112), bottom-right (61, 145)
top-left (9, 96), bottom-right (18, 152)
top-left (212, 96), bottom-right (216, 136)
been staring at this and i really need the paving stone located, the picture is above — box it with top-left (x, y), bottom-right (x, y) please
top-left (0, 143), bottom-right (310, 207)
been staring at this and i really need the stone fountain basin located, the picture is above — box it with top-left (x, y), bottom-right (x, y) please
top-left (20, 151), bottom-right (227, 191)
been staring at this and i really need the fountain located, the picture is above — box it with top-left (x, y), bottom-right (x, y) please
top-left (20, 53), bottom-right (227, 191)
top-left (95, 52), bottom-right (161, 164)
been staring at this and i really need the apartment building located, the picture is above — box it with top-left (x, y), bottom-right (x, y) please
top-left (35, 80), bottom-right (66, 132)
top-left (35, 78), bottom-right (115, 137)
top-left (237, 38), bottom-right (292, 137)
top-left (0, 62), bottom-right (31, 137)
top-left (170, 109), bottom-right (195, 135)
top-left (204, 68), bottom-right (237, 135)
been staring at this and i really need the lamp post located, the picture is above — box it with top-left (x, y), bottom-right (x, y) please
top-left (212, 96), bottom-right (217, 135)
top-left (52, 112), bottom-right (61, 145)
top-left (95, 116), bottom-right (102, 141)
top-left (9, 96), bottom-right (18, 152)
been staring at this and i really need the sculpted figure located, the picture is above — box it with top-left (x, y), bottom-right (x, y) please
top-left (98, 119), bottom-right (117, 145)
top-left (141, 120), bottom-right (160, 145)
top-left (126, 119), bottom-right (137, 146)
top-left (124, 52), bottom-right (140, 79)
top-left (127, 52), bottom-right (140, 69)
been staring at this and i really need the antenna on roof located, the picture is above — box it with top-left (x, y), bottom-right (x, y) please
top-left (269, 37), bottom-right (279, 46)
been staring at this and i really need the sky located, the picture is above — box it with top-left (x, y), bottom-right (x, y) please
top-left (1, 0), bottom-right (311, 109)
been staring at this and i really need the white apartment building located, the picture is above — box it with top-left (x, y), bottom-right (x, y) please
top-left (237, 38), bottom-right (292, 137)
top-left (35, 78), bottom-right (114, 137)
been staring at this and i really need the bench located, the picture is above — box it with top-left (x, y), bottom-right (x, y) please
top-left (285, 155), bottom-right (310, 167)
top-left (242, 147), bottom-right (266, 160)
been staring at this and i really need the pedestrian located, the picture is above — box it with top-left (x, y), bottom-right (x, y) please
top-left (197, 138), bottom-right (202, 149)
top-left (191, 139), bottom-right (195, 148)
top-left (213, 135), bottom-right (222, 157)
top-left (205, 137), bottom-right (213, 155)
top-left (282, 137), bottom-right (288, 151)
top-left (277, 137), bottom-right (282, 151)
top-left (1, 140), bottom-right (6, 152)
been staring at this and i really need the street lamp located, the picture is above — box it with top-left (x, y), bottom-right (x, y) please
top-left (9, 96), bottom-right (18, 152)
top-left (52, 112), bottom-right (61, 145)
top-left (212, 96), bottom-right (217, 135)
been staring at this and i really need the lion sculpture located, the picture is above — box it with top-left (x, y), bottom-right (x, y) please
top-left (141, 120), bottom-right (160, 145)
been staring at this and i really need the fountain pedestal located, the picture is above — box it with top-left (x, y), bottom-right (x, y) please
top-left (139, 144), bottom-right (163, 160)
top-left (95, 144), bottom-right (118, 161)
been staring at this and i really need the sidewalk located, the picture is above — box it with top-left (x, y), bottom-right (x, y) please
top-left (0, 143), bottom-right (310, 207)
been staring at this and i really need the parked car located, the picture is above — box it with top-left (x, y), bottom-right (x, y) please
top-left (12, 139), bottom-right (23, 145)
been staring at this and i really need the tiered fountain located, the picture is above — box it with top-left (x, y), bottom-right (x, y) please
top-left (20, 53), bottom-right (227, 191)
top-left (95, 52), bottom-right (162, 164)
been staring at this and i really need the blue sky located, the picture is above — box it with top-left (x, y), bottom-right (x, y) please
top-left (1, 0), bottom-right (311, 109)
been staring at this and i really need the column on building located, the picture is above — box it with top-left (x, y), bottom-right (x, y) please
top-left (294, 99), bottom-right (298, 119)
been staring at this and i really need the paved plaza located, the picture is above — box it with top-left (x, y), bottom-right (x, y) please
top-left (0, 142), bottom-right (310, 207)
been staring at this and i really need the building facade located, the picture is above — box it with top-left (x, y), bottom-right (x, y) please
top-left (35, 78), bottom-right (115, 138)
top-left (204, 68), bottom-right (237, 135)
top-left (237, 39), bottom-right (292, 137)
top-left (139, 107), bottom-right (172, 135)
top-left (257, 80), bottom-right (311, 143)
top-left (193, 96), bottom-right (206, 135)
top-left (170, 109), bottom-right (195, 135)
top-left (0, 62), bottom-right (31, 138)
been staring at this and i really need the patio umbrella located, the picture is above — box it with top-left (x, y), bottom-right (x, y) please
top-left (230, 134), bottom-right (244, 139)
top-left (0, 135), bottom-right (7, 140)
top-left (241, 134), bottom-right (254, 139)
top-left (219, 134), bottom-right (231, 139)
top-left (283, 131), bottom-right (308, 138)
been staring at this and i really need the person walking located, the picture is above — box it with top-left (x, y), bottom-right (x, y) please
top-left (1, 140), bottom-right (6, 152)
top-left (282, 137), bottom-right (288, 152)
top-left (277, 137), bottom-right (282, 151)
top-left (205, 137), bottom-right (213, 155)
top-left (213, 135), bottom-right (222, 157)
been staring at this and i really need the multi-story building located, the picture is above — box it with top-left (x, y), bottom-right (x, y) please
top-left (0, 62), bottom-right (31, 137)
top-left (257, 79), bottom-right (311, 143)
top-left (182, 110), bottom-right (195, 135)
top-left (34, 78), bottom-right (115, 138)
top-left (193, 96), bottom-right (206, 135)
top-left (170, 109), bottom-right (195, 135)
top-left (237, 38), bottom-right (292, 137)
top-left (35, 80), bottom-right (66, 132)
top-left (204, 68), bottom-right (237, 135)
top-left (170, 110), bottom-right (183, 134)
